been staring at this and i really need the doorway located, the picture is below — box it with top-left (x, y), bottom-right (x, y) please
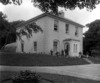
top-left (64, 43), bottom-right (69, 56)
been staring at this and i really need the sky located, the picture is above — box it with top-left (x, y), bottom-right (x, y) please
top-left (1, 0), bottom-right (100, 33)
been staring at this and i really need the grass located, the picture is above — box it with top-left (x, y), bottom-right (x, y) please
top-left (88, 57), bottom-right (100, 64)
top-left (0, 71), bottom-right (100, 83)
top-left (0, 53), bottom-right (89, 66)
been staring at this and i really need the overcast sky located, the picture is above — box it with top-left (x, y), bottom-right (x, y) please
top-left (1, 0), bottom-right (100, 33)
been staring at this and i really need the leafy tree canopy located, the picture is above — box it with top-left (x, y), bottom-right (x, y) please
top-left (83, 20), bottom-right (100, 54)
top-left (0, 0), bottom-right (100, 14)
top-left (0, 12), bottom-right (25, 49)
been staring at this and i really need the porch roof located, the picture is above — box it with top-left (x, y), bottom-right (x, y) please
top-left (63, 38), bottom-right (80, 42)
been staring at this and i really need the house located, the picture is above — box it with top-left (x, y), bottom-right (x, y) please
top-left (16, 11), bottom-right (84, 57)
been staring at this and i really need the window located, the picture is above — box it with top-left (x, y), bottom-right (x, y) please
top-left (21, 42), bottom-right (24, 52)
top-left (53, 41), bottom-right (58, 52)
top-left (65, 24), bottom-right (69, 33)
top-left (75, 27), bottom-right (78, 36)
top-left (74, 44), bottom-right (77, 53)
top-left (54, 20), bottom-right (59, 31)
top-left (34, 41), bottom-right (37, 51)
top-left (74, 44), bottom-right (75, 53)
top-left (75, 44), bottom-right (77, 52)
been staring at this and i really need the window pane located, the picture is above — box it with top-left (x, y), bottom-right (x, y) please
top-left (76, 44), bottom-right (77, 52)
top-left (75, 27), bottom-right (78, 36)
top-left (74, 44), bottom-right (75, 53)
top-left (34, 41), bottom-right (37, 51)
top-left (21, 43), bottom-right (24, 52)
top-left (54, 20), bottom-right (58, 31)
top-left (53, 41), bottom-right (58, 51)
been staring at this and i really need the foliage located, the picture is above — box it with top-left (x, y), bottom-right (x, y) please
top-left (0, 12), bottom-right (42, 50)
top-left (0, 12), bottom-right (25, 49)
top-left (83, 20), bottom-right (100, 54)
top-left (16, 22), bottom-right (43, 40)
top-left (12, 70), bottom-right (41, 83)
top-left (0, 0), bottom-right (100, 14)
top-left (0, 12), bottom-right (13, 49)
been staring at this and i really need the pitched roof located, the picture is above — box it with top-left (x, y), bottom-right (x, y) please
top-left (16, 13), bottom-right (84, 29)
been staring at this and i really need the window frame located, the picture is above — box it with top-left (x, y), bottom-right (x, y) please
top-left (54, 20), bottom-right (59, 31)
top-left (75, 26), bottom-right (78, 36)
top-left (74, 44), bottom-right (77, 53)
top-left (34, 41), bottom-right (37, 51)
top-left (21, 41), bottom-right (24, 52)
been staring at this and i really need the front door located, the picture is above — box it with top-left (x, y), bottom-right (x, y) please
top-left (64, 43), bottom-right (69, 56)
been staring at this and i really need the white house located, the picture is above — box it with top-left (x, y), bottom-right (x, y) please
top-left (16, 11), bottom-right (84, 57)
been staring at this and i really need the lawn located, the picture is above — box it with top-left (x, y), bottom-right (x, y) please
top-left (0, 53), bottom-right (89, 66)
top-left (0, 71), bottom-right (100, 83)
top-left (88, 57), bottom-right (100, 64)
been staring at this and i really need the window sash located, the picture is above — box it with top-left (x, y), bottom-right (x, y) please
top-left (75, 27), bottom-right (78, 36)
top-left (34, 41), bottom-right (37, 51)
top-left (74, 44), bottom-right (77, 53)
top-left (21, 43), bottom-right (24, 52)
top-left (53, 41), bottom-right (58, 51)
top-left (54, 20), bottom-right (58, 31)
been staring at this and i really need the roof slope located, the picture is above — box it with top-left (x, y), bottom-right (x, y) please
top-left (16, 13), bottom-right (84, 29)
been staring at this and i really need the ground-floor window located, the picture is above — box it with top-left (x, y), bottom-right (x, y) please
top-left (53, 41), bottom-right (58, 52)
top-left (34, 41), bottom-right (37, 51)
top-left (74, 44), bottom-right (77, 53)
top-left (21, 42), bottom-right (24, 52)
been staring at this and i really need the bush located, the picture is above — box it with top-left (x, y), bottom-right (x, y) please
top-left (11, 70), bottom-right (41, 83)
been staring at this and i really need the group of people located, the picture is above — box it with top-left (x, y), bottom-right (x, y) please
top-left (50, 49), bottom-right (69, 56)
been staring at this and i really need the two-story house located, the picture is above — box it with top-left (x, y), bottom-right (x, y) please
top-left (16, 11), bottom-right (84, 57)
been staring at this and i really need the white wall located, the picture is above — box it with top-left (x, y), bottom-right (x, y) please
top-left (45, 16), bottom-right (83, 56)
top-left (16, 17), bottom-right (47, 53)
top-left (16, 15), bottom-right (83, 56)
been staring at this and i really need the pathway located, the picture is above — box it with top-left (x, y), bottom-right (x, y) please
top-left (83, 58), bottom-right (94, 64)
top-left (0, 64), bottom-right (100, 81)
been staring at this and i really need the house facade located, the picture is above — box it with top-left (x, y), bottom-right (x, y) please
top-left (16, 12), bottom-right (84, 57)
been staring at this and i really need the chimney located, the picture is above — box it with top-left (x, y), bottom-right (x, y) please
top-left (59, 10), bottom-right (65, 18)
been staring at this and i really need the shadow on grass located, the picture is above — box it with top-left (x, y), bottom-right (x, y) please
top-left (0, 53), bottom-right (89, 66)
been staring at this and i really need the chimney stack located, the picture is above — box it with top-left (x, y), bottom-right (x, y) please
top-left (59, 10), bottom-right (65, 18)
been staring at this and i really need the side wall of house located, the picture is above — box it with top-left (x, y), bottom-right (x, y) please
top-left (16, 17), bottom-right (47, 53)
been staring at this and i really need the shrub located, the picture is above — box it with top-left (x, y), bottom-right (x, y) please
top-left (11, 70), bottom-right (41, 83)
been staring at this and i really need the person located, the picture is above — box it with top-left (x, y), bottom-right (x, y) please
top-left (50, 50), bottom-right (53, 55)
top-left (65, 49), bottom-right (68, 56)
top-left (86, 51), bottom-right (89, 58)
top-left (56, 51), bottom-right (59, 56)
top-left (79, 52), bottom-right (83, 58)
top-left (88, 50), bottom-right (91, 57)
top-left (61, 50), bottom-right (64, 56)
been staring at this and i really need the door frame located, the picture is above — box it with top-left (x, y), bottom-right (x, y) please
top-left (64, 42), bottom-right (70, 55)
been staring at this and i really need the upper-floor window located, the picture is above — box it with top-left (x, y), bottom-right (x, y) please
top-left (65, 24), bottom-right (69, 33)
top-left (54, 20), bottom-right (59, 31)
top-left (34, 41), bottom-right (37, 51)
top-left (75, 27), bottom-right (78, 36)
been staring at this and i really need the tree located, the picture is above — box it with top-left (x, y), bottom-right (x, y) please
top-left (16, 22), bottom-right (43, 41)
top-left (0, 0), bottom-right (100, 14)
top-left (83, 20), bottom-right (100, 55)
top-left (0, 12), bottom-right (12, 49)
top-left (0, 13), bottom-right (24, 49)
top-left (0, 12), bottom-right (42, 50)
